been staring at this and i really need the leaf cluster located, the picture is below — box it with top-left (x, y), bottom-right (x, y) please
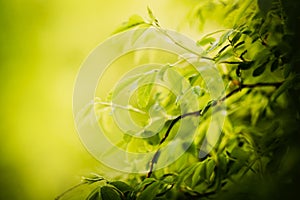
top-left (58, 0), bottom-right (300, 199)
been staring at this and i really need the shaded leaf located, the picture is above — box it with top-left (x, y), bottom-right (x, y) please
top-left (252, 65), bottom-right (266, 77)
top-left (239, 61), bottom-right (253, 70)
top-left (270, 59), bottom-right (279, 72)
top-left (191, 163), bottom-right (203, 187)
top-left (137, 181), bottom-right (161, 200)
top-left (86, 188), bottom-right (101, 200)
top-left (217, 44), bottom-right (230, 55)
top-left (258, 0), bottom-right (274, 15)
top-left (109, 181), bottom-right (132, 193)
top-left (242, 30), bottom-right (252, 35)
top-left (283, 64), bottom-right (292, 78)
top-left (231, 32), bottom-right (242, 45)
top-left (101, 186), bottom-right (122, 200)
top-left (234, 41), bottom-right (245, 49)
top-left (271, 77), bottom-right (295, 101)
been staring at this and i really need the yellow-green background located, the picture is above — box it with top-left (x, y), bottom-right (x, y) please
top-left (0, 0), bottom-right (199, 199)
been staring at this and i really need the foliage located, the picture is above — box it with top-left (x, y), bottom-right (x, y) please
top-left (58, 0), bottom-right (300, 199)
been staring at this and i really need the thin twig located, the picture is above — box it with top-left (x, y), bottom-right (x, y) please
top-left (219, 82), bottom-right (283, 102)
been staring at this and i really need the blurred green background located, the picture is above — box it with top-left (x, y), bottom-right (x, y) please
top-left (0, 0), bottom-right (200, 199)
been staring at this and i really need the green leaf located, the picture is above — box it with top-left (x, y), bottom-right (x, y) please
top-left (242, 30), bottom-right (252, 35)
top-left (270, 59), bottom-right (279, 72)
top-left (219, 30), bottom-right (235, 45)
top-left (271, 77), bottom-right (294, 101)
top-left (197, 37), bottom-right (216, 46)
top-left (258, 0), bottom-right (274, 15)
top-left (144, 132), bottom-right (160, 145)
top-left (283, 64), bottom-right (292, 78)
top-left (252, 65), bottom-right (266, 77)
top-left (136, 178), bottom-right (157, 191)
top-left (137, 71), bottom-right (157, 108)
top-left (218, 154), bottom-right (228, 177)
top-left (137, 181), bottom-right (161, 200)
top-left (147, 7), bottom-right (159, 26)
top-left (86, 188), bottom-right (101, 200)
top-left (101, 186), bottom-right (122, 200)
top-left (207, 29), bottom-right (234, 52)
top-left (83, 174), bottom-right (105, 184)
top-left (239, 61), bottom-right (253, 70)
top-left (192, 86), bottom-right (203, 97)
top-left (191, 163), bottom-right (203, 187)
top-left (217, 44), bottom-right (230, 56)
top-left (206, 159), bottom-right (215, 180)
top-left (177, 164), bottom-right (198, 185)
top-left (114, 15), bottom-right (145, 33)
top-left (234, 41), bottom-right (245, 49)
top-left (109, 181), bottom-right (132, 193)
top-left (231, 32), bottom-right (242, 45)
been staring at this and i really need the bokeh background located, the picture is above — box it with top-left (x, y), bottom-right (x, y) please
top-left (0, 0), bottom-right (202, 199)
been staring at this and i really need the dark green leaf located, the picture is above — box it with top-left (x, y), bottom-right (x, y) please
top-left (191, 163), bottom-right (203, 187)
top-left (218, 154), bottom-right (228, 176)
top-left (252, 65), bottom-right (266, 77)
top-left (86, 188), bottom-right (101, 200)
top-left (231, 32), bottom-right (242, 45)
top-left (271, 77), bottom-right (294, 101)
top-left (242, 30), bottom-right (252, 35)
top-left (258, 0), bottom-right (274, 15)
top-left (177, 164), bottom-right (198, 185)
top-left (217, 44), bottom-right (230, 55)
top-left (109, 181), bottom-right (132, 193)
top-left (101, 186), bottom-right (122, 200)
top-left (270, 59), bottom-right (279, 72)
top-left (136, 178), bottom-right (157, 191)
top-left (137, 181), bottom-right (160, 200)
top-left (252, 36), bottom-right (259, 43)
top-left (240, 50), bottom-right (248, 60)
top-left (239, 61), bottom-right (253, 70)
top-left (206, 159), bottom-right (215, 180)
top-left (283, 64), bottom-right (292, 78)
top-left (233, 41), bottom-right (245, 49)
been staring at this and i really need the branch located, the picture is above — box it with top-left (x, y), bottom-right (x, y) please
top-left (146, 81), bottom-right (283, 177)
top-left (147, 110), bottom-right (201, 177)
top-left (219, 82), bottom-right (283, 101)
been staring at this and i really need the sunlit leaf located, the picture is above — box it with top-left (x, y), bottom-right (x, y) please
top-left (114, 15), bottom-right (146, 33)
top-left (197, 37), bottom-right (216, 46)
